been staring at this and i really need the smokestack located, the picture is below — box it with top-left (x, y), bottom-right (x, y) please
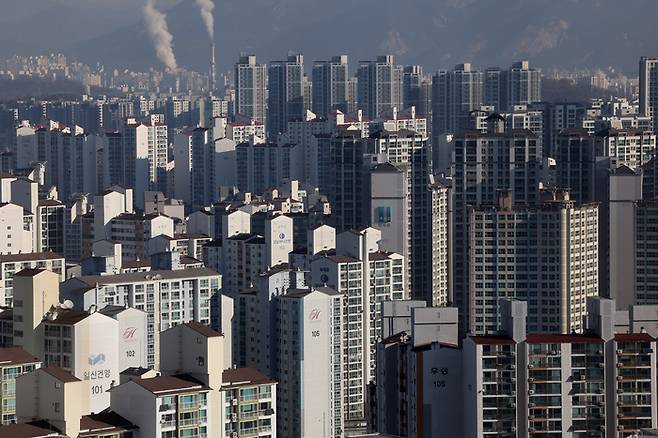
top-left (210, 41), bottom-right (217, 94)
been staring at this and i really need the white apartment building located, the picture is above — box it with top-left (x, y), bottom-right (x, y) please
top-left (0, 252), bottom-right (64, 306)
top-left (39, 307), bottom-right (120, 414)
top-left (221, 367), bottom-right (277, 438)
top-left (93, 187), bottom-right (134, 241)
top-left (468, 190), bottom-right (599, 335)
top-left (0, 202), bottom-right (34, 255)
top-left (235, 141), bottom-right (303, 196)
top-left (370, 106), bottom-right (427, 137)
top-left (640, 56), bottom-right (658, 134)
top-left (98, 306), bottom-right (149, 373)
top-left (226, 119), bottom-right (266, 143)
top-left (357, 55), bottom-right (404, 119)
top-left (173, 127), bottom-right (230, 208)
top-left (110, 374), bottom-right (213, 438)
top-left (16, 365), bottom-right (90, 438)
top-left (234, 266), bottom-right (306, 373)
top-left (0, 347), bottom-right (41, 424)
top-left (11, 268), bottom-right (123, 414)
top-left (112, 213), bottom-right (173, 261)
top-left (60, 268), bottom-right (222, 370)
top-left (14, 120), bottom-right (96, 200)
top-left (366, 128), bottom-right (434, 302)
top-left (376, 297), bottom-right (658, 438)
top-left (310, 227), bottom-right (404, 430)
top-left (312, 55), bottom-right (351, 118)
top-left (595, 128), bottom-right (657, 169)
top-left (272, 288), bottom-right (343, 438)
top-left (235, 55), bottom-right (268, 129)
top-left (375, 302), bottom-right (460, 438)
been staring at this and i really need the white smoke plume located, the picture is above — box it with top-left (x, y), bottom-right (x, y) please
top-left (196, 0), bottom-right (215, 39)
top-left (143, 0), bottom-right (178, 72)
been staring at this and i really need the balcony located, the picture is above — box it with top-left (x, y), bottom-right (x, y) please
top-left (179, 401), bottom-right (200, 410)
top-left (178, 417), bottom-right (199, 426)
top-left (240, 426), bottom-right (259, 436)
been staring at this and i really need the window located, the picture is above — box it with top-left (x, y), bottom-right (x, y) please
top-left (375, 206), bottom-right (392, 224)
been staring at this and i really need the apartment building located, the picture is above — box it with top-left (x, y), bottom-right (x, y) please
top-left (60, 268), bottom-right (222, 370)
top-left (468, 189), bottom-right (599, 335)
top-left (221, 367), bottom-right (276, 438)
top-left (272, 288), bottom-right (344, 438)
top-left (310, 227), bottom-right (404, 432)
top-left (110, 374), bottom-right (212, 438)
top-left (0, 347), bottom-right (41, 424)
top-left (0, 252), bottom-right (64, 306)
top-left (374, 296), bottom-right (658, 438)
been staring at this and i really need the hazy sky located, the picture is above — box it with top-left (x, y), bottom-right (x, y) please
top-left (0, 0), bottom-right (655, 74)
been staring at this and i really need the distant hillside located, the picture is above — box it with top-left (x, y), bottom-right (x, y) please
top-left (0, 77), bottom-right (84, 102)
top-left (542, 78), bottom-right (627, 103)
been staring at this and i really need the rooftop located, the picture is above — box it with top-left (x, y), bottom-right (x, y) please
top-left (41, 365), bottom-right (80, 383)
top-left (132, 374), bottom-right (209, 396)
top-left (0, 347), bottom-right (40, 366)
top-left (526, 334), bottom-right (604, 344)
top-left (74, 268), bottom-right (220, 287)
top-left (182, 321), bottom-right (222, 338)
top-left (221, 367), bottom-right (276, 389)
top-left (120, 367), bottom-right (152, 376)
top-left (0, 422), bottom-right (62, 438)
top-left (0, 252), bottom-right (64, 263)
top-left (42, 309), bottom-right (91, 326)
top-left (614, 333), bottom-right (655, 342)
top-left (469, 335), bottom-right (516, 345)
top-left (79, 411), bottom-right (137, 436)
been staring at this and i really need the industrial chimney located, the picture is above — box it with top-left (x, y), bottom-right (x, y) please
top-left (210, 41), bottom-right (217, 94)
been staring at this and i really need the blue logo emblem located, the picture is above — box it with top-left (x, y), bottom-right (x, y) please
top-left (88, 353), bottom-right (106, 366)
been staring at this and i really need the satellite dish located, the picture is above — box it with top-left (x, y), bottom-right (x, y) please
top-left (61, 300), bottom-right (74, 310)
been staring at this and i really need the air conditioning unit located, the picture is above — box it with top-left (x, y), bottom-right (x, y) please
top-left (528, 389), bottom-right (535, 395)
top-left (528, 377), bottom-right (535, 383)
top-left (550, 350), bottom-right (558, 355)
top-left (597, 362), bottom-right (605, 368)
top-left (528, 403), bottom-right (535, 408)
top-left (528, 427), bottom-right (536, 433)
top-left (616, 349), bottom-right (623, 354)
top-left (596, 350), bottom-right (603, 355)
top-left (596, 401), bottom-right (604, 406)
top-left (509, 364), bottom-right (516, 370)
top-left (579, 374), bottom-right (586, 380)
top-left (617, 425), bottom-right (624, 431)
top-left (231, 413), bottom-right (237, 421)
top-left (510, 377), bottom-right (516, 383)
top-left (509, 402), bottom-right (516, 408)
top-left (647, 348), bottom-right (654, 354)
top-left (528, 364), bottom-right (534, 369)
top-left (617, 376), bottom-right (624, 381)
top-left (618, 389), bottom-right (624, 394)
top-left (528, 415), bottom-right (535, 420)
top-left (617, 401), bottom-right (624, 406)
top-left (232, 433), bottom-right (238, 438)
top-left (616, 363), bottom-right (623, 368)
top-left (232, 398), bottom-right (238, 406)
top-left (511, 426), bottom-right (516, 432)
top-left (617, 413), bottom-right (623, 418)
top-left (599, 425), bottom-right (606, 431)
